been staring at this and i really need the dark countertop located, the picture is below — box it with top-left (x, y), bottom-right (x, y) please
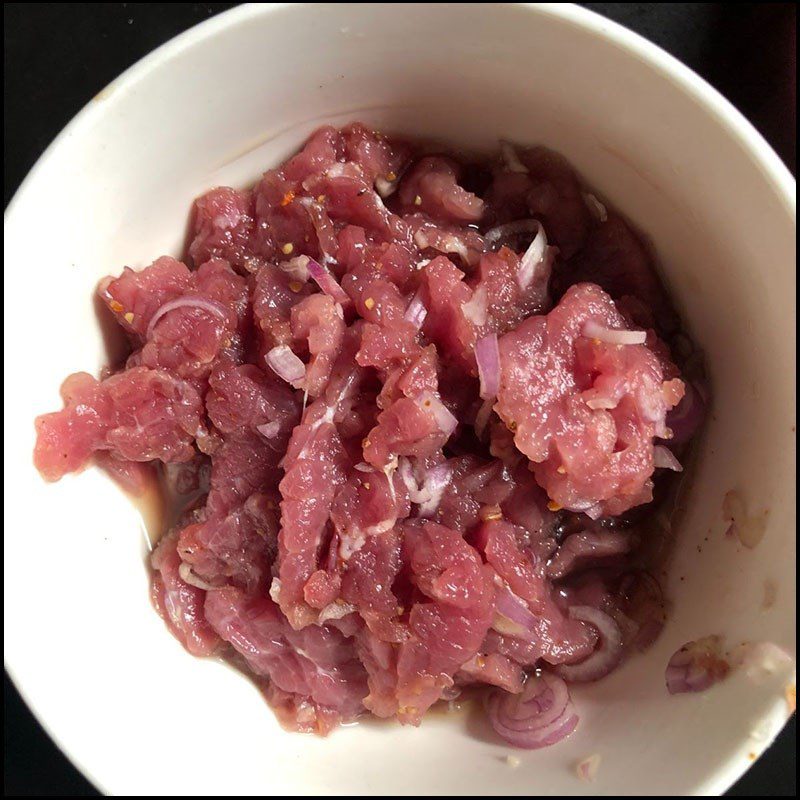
top-left (4, 3), bottom-right (796, 796)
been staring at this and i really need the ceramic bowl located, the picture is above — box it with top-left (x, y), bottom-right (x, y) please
top-left (4, 4), bottom-right (795, 795)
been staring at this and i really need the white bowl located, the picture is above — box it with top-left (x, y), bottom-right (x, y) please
top-left (4, 3), bottom-right (796, 795)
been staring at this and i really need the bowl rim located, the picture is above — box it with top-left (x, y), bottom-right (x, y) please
top-left (3, 3), bottom-right (796, 796)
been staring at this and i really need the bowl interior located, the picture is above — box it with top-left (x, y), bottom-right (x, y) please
top-left (4, 4), bottom-right (795, 795)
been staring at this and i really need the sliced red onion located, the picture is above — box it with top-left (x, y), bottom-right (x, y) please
top-left (417, 392), bottom-right (458, 437)
top-left (417, 463), bottom-right (453, 517)
top-left (306, 258), bottom-right (350, 305)
top-left (146, 297), bottom-right (228, 339)
top-left (404, 289), bottom-right (428, 330)
top-left (582, 319), bottom-right (647, 345)
top-left (487, 671), bottom-right (579, 749)
top-left (653, 444), bottom-right (683, 472)
top-left (265, 345), bottom-right (306, 384)
top-left (500, 140), bottom-right (529, 174)
top-left (552, 606), bottom-right (623, 682)
top-left (583, 192), bottom-right (608, 222)
top-left (475, 333), bottom-right (501, 400)
top-left (484, 219), bottom-right (541, 248)
top-left (517, 223), bottom-right (548, 291)
top-left (462, 286), bottom-right (488, 326)
top-left (256, 420), bottom-right (281, 439)
top-left (353, 462), bottom-right (373, 473)
top-left (278, 254), bottom-right (311, 282)
top-left (666, 636), bottom-right (730, 694)
top-left (665, 381), bottom-right (706, 444)
top-left (494, 586), bottom-right (538, 631)
top-left (299, 199), bottom-right (338, 263)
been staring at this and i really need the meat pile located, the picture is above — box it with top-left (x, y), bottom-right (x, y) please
top-left (34, 124), bottom-right (704, 747)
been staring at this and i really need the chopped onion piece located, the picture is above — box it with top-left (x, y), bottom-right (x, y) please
top-left (179, 563), bottom-right (216, 591)
top-left (416, 464), bottom-right (453, 517)
top-left (318, 601), bottom-right (357, 623)
top-left (382, 456), bottom-right (398, 504)
top-left (517, 223), bottom-right (548, 291)
top-left (375, 175), bottom-right (397, 198)
top-left (398, 457), bottom-right (427, 504)
top-left (404, 289), bottom-right (428, 330)
top-left (278, 254), bottom-right (311, 282)
top-left (462, 286), bottom-right (488, 326)
top-left (256, 421), bottom-right (281, 439)
top-left (146, 297), bottom-right (228, 339)
top-left (306, 257), bottom-right (350, 305)
top-left (487, 671), bottom-right (579, 749)
top-left (414, 228), bottom-right (478, 265)
top-left (500, 140), bottom-right (529, 174)
top-left (552, 606), bottom-right (623, 682)
top-left (492, 587), bottom-right (536, 636)
top-left (417, 392), bottom-right (458, 437)
top-left (576, 754), bottom-right (602, 783)
top-left (474, 398), bottom-right (494, 439)
top-left (653, 444), bottom-right (683, 472)
top-left (475, 333), bottom-right (501, 400)
top-left (484, 219), bottom-right (541, 248)
top-left (584, 192), bottom-right (608, 222)
top-left (265, 345), bottom-right (306, 384)
top-left (665, 636), bottom-right (730, 694)
top-left (269, 577), bottom-right (282, 603)
top-left (583, 320), bottom-right (647, 345)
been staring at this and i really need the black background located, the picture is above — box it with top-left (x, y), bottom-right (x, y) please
top-left (4, 3), bottom-right (796, 796)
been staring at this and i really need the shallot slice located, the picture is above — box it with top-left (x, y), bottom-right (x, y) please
top-left (417, 392), bottom-right (458, 437)
top-left (256, 421), bottom-right (281, 439)
top-left (653, 444), bottom-right (683, 472)
top-left (582, 320), bottom-right (647, 345)
top-left (146, 297), bottom-right (228, 339)
top-left (517, 223), bottom-right (548, 291)
top-left (404, 289), bottom-right (428, 330)
top-left (265, 345), bottom-right (306, 384)
top-left (461, 286), bottom-right (488, 326)
top-left (306, 258), bottom-right (350, 305)
top-left (552, 606), bottom-right (623, 682)
top-left (278, 254), bottom-right (311, 282)
top-left (487, 671), bottom-right (579, 749)
top-left (493, 586), bottom-right (538, 637)
top-left (475, 333), bottom-right (501, 400)
top-left (417, 464), bottom-right (453, 517)
top-left (500, 140), bottom-right (529, 174)
top-left (665, 636), bottom-right (730, 694)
